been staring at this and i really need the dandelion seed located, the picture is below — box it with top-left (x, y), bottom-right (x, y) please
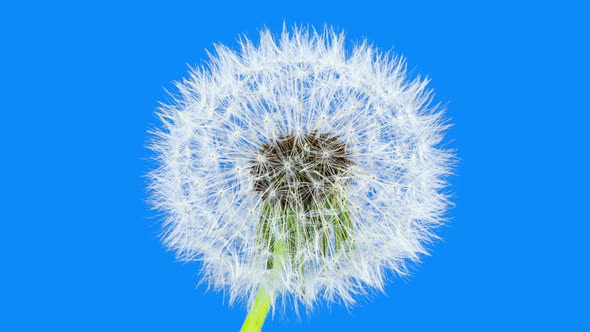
top-left (148, 26), bottom-right (453, 331)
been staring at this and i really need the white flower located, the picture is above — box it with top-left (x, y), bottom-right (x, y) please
top-left (148, 26), bottom-right (453, 315)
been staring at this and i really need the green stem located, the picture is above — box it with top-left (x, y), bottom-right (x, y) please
top-left (240, 287), bottom-right (271, 332)
top-left (241, 237), bottom-right (286, 332)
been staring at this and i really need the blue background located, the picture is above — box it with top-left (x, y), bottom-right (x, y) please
top-left (1, 1), bottom-right (588, 331)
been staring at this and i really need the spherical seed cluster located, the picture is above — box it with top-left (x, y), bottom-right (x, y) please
top-left (148, 27), bottom-right (453, 310)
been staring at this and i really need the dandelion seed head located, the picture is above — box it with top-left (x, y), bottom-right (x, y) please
top-left (148, 26), bottom-right (454, 311)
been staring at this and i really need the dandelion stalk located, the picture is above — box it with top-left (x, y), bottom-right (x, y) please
top-left (242, 222), bottom-right (287, 332)
top-left (240, 287), bottom-right (271, 332)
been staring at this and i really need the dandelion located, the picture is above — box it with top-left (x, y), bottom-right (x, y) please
top-left (148, 26), bottom-right (453, 331)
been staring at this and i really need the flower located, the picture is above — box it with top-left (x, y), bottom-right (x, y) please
top-left (148, 26), bottom-right (453, 329)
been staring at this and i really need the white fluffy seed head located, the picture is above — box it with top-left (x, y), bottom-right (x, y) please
top-left (148, 26), bottom-right (454, 312)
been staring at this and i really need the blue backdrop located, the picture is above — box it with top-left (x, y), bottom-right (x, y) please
top-left (1, 1), bottom-right (588, 331)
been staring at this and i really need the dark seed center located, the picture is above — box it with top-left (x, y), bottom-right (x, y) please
top-left (250, 131), bottom-right (353, 206)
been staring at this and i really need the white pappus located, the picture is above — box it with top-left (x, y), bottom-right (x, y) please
top-left (148, 26), bottom-right (454, 317)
